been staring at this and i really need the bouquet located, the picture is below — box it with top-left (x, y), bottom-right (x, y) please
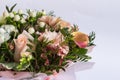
top-left (0, 4), bottom-right (95, 80)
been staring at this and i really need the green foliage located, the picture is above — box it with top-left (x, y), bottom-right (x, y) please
top-left (0, 62), bottom-right (17, 70)
top-left (16, 55), bottom-right (33, 71)
top-left (0, 42), bottom-right (14, 62)
top-left (88, 31), bottom-right (96, 46)
top-left (6, 4), bottom-right (17, 13)
top-left (65, 39), bottom-right (91, 62)
top-left (47, 11), bottom-right (56, 17)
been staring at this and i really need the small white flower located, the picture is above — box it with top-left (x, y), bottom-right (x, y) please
top-left (14, 15), bottom-right (20, 21)
top-left (20, 18), bottom-right (26, 23)
top-left (38, 22), bottom-right (46, 27)
top-left (1, 25), bottom-right (16, 33)
top-left (18, 9), bottom-right (23, 14)
top-left (41, 10), bottom-right (46, 15)
top-left (0, 34), bottom-right (5, 45)
top-left (3, 11), bottom-right (9, 18)
top-left (4, 33), bottom-right (10, 41)
top-left (0, 28), bottom-right (6, 34)
top-left (30, 11), bottom-right (36, 17)
top-left (9, 12), bottom-right (14, 18)
top-left (21, 52), bottom-right (31, 57)
top-left (0, 28), bottom-right (10, 45)
top-left (0, 16), bottom-right (5, 24)
top-left (28, 27), bottom-right (35, 34)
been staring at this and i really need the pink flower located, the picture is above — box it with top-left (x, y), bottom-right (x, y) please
top-left (72, 32), bottom-right (89, 48)
top-left (39, 30), bottom-right (64, 46)
top-left (58, 45), bottom-right (69, 58)
top-left (14, 30), bottom-right (34, 62)
top-left (38, 16), bottom-right (71, 30)
top-left (14, 34), bottom-right (27, 62)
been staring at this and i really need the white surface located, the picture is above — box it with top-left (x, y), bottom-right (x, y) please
top-left (0, 0), bottom-right (120, 80)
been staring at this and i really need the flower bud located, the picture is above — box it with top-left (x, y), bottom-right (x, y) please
top-left (3, 11), bottom-right (9, 18)
top-left (30, 11), bottom-right (36, 17)
top-left (21, 52), bottom-right (31, 57)
top-left (41, 10), bottom-right (46, 15)
top-left (28, 27), bottom-right (35, 34)
top-left (18, 9), bottom-right (23, 14)
top-left (9, 13), bottom-right (14, 18)
top-left (20, 18), bottom-right (26, 23)
top-left (38, 22), bottom-right (46, 27)
top-left (14, 15), bottom-right (20, 21)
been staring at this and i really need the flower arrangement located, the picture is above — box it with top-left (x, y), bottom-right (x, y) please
top-left (0, 4), bottom-right (95, 76)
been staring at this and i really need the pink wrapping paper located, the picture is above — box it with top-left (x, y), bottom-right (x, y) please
top-left (0, 62), bottom-right (94, 80)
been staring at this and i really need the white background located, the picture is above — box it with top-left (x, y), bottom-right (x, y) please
top-left (0, 0), bottom-right (120, 80)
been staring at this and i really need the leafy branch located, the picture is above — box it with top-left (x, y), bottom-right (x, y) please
top-left (88, 31), bottom-right (96, 46)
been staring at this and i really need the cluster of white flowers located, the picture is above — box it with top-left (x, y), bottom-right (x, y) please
top-left (0, 25), bottom-right (16, 45)
top-left (3, 9), bottom-right (26, 23)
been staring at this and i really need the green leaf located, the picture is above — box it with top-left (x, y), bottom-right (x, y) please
top-left (88, 31), bottom-right (96, 46)
top-left (10, 3), bottom-right (17, 12)
top-left (6, 6), bottom-right (10, 12)
top-left (5, 4), bottom-right (17, 13)
top-left (0, 63), bottom-right (18, 69)
top-left (17, 63), bottom-right (30, 71)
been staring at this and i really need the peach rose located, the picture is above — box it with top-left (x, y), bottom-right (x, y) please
top-left (57, 20), bottom-right (71, 29)
top-left (38, 16), bottom-right (61, 26)
top-left (72, 32), bottom-right (89, 48)
top-left (38, 16), bottom-right (71, 30)
top-left (14, 34), bottom-right (27, 62)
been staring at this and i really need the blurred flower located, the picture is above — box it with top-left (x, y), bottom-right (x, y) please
top-left (57, 20), bottom-right (71, 29)
top-left (38, 16), bottom-right (71, 30)
top-left (72, 32), bottom-right (89, 48)
top-left (0, 16), bottom-right (6, 24)
top-left (41, 30), bottom-right (63, 44)
top-left (14, 34), bottom-right (27, 62)
top-left (58, 45), bottom-right (69, 58)
top-left (3, 11), bottom-right (9, 18)
top-left (28, 27), bottom-right (35, 34)
top-left (29, 11), bottom-right (36, 17)
top-left (0, 32), bottom-right (8, 45)
top-left (41, 10), bottom-right (46, 15)
top-left (0, 28), bottom-right (6, 34)
top-left (20, 18), bottom-right (26, 23)
top-left (14, 15), bottom-right (20, 21)
top-left (18, 9), bottom-right (23, 14)
top-left (0, 25), bottom-right (16, 45)
top-left (21, 52), bottom-right (31, 57)
top-left (38, 16), bottom-right (61, 29)
top-left (38, 22), bottom-right (46, 28)
top-left (22, 30), bottom-right (34, 41)
top-left (9, 43), bottom-right (14, 50)
top-left (9, 12), bottom-right (14, 18)
top-left (14, 30), bottom-right (34, 62)
top-left (1, 25), bottom-right (16, 33)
